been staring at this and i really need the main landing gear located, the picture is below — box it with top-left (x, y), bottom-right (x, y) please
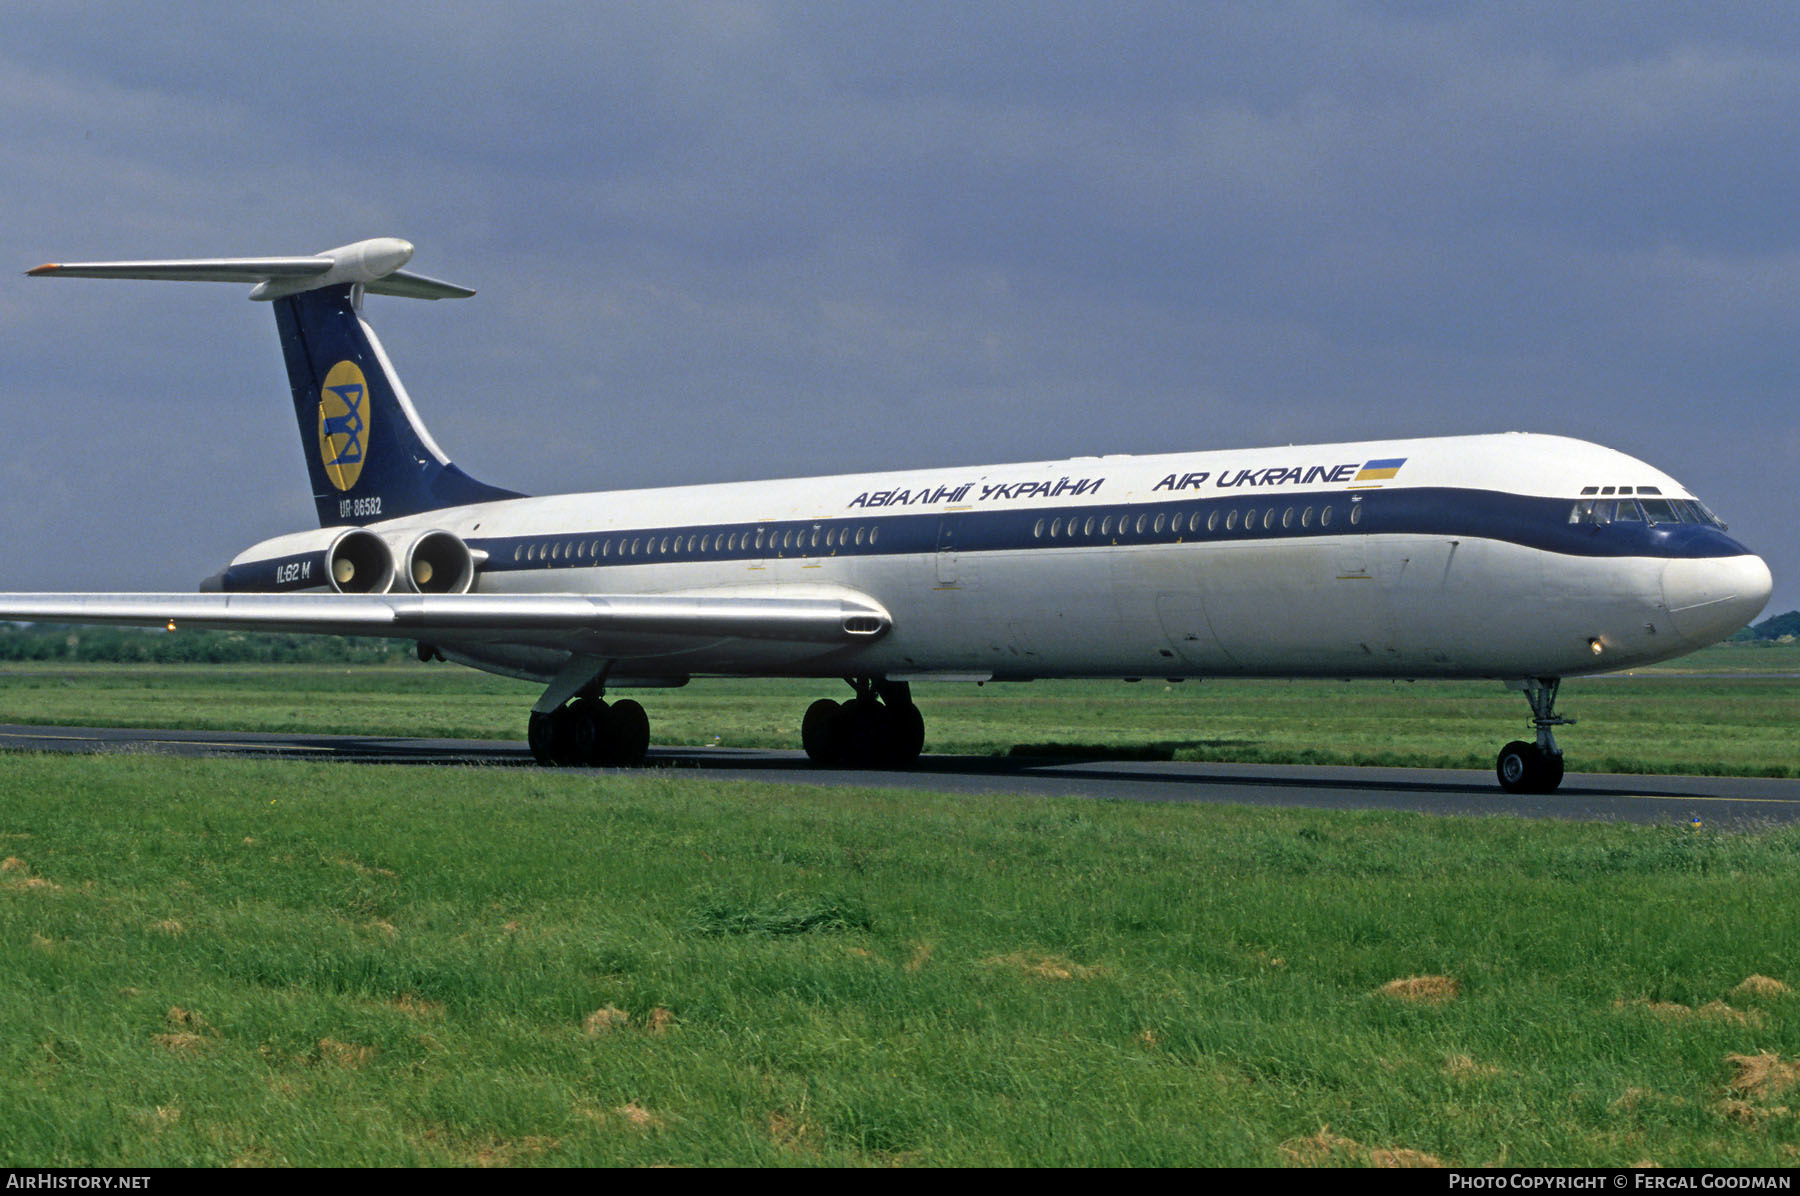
top-left (528, 695), bottom-right (650, 767)
top-left (1496, 677), bottom-right (1569, 794)
top-left (802, 679), bottom-right (926, 769)
top-left (525, 675), bottom-right (925, 771)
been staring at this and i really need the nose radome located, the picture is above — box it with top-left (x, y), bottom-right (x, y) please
top-left (1662, 555), bottom-right (1774, 643)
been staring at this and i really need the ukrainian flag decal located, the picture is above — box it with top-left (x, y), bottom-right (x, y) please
top-left (317, 360), bottom-right (370, 492)
top-left (1353, 457), bottom-right (1406, 483)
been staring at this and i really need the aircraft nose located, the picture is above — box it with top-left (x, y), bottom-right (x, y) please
top-left (1662, 554), bottom-right (1774, 643)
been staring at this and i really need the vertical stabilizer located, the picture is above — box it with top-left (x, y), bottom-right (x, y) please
top-left (272, 284), bottom-right (521, 525)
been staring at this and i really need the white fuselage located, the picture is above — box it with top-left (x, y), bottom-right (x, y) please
top-left (230, 431), bottom-right (1774, 687)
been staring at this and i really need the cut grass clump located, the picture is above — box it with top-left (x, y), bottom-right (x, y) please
top-left (1734, 975), bottom-right (1792, 1000)
top-left (1377, 975), bottom-right (1460, 1004)
top-left (1726, 1053), bottom-right (1800, 1101)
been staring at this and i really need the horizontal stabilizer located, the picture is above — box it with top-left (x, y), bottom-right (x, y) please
top-left (28, 256), bottom-right (329, 282)
top-left (26, 238), bottom-right (472, 301)
top-left (365, 271), bottom-right (476, 300)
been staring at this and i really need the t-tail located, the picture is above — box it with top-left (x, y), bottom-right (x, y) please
top-left (27, 238), bottom-right (523, 526)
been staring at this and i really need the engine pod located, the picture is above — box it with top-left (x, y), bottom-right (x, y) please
top-left (326, 528), bottom-right (395, 594)
top-left (404, 530), bottom-right (476, 594)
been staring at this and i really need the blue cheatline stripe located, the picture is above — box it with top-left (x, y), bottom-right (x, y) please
top-left (224, 486), bottom-right (1752, 593)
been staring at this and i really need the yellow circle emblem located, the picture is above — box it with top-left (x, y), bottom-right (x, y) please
top-left (317, 361), bottom-right (371, 492)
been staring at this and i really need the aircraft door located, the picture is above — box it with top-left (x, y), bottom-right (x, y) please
top-left (935, 518), bottom-right (958, 587)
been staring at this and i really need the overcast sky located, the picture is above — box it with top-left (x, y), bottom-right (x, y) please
top-left (3, 2), bottom-right (1795, 619)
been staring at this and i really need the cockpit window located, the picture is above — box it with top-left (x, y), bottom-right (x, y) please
top-left (1570, 495), bottom-right (1727, 529)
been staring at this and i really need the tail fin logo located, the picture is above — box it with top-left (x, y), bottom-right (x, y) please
top-left (317, 360), bottom-right (371, 491)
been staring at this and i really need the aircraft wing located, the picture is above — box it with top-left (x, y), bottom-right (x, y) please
top-left (0, 591), bottom-right (891, 656)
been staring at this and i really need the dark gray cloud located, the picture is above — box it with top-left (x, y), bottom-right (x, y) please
top-left (2, 1), bottom-right (1794, 614)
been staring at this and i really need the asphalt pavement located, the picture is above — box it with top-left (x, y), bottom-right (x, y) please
top-left (4, 722), bottom-right (1796, 829)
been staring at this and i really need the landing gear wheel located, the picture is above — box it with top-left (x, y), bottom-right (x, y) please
top-left (1496, 741), bottom-right (1537, 793)
top-left (569, 697), bottom-right (609, 766)
top-left (1496, 741), bottom-right (1563, 794)
top-left (1537, 751), bottom-right (1565, 793)
top-left (548, 705), bottom-right (588, 766)
top-left (836, 698), bottom-right (887, 767)
top-left (882, 701), bottom-right (925, 768)
top-left (604, 698), bottom-right (650, 768)
top-left (802, 699), bottom-right (842, 764)
top-left (528, 711), bottom-right (556, 766)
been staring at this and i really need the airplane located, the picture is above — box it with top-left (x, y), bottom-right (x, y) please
top-left (5, 238), bottom-right (1774, 793)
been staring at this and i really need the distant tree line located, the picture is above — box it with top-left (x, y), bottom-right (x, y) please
top-left (1728, 610), bottom-right (1800, 643)
top-left (0, 623), bottom-right (413, 664)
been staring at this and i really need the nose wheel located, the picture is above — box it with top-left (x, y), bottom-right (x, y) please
top-left (1496, 678), bottom-right (1569, 794)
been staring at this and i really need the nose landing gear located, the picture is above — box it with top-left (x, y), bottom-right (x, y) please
top-left (1496, 677), bottom-right (1569, 793)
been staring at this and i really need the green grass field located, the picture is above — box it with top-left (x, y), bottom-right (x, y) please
top-left (1, 641), bottom-right (1795, 777)
top-left (3, 643), bottom-right (1797, 1166)
top-left (3, 754), bottom-right (1798, 1167)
